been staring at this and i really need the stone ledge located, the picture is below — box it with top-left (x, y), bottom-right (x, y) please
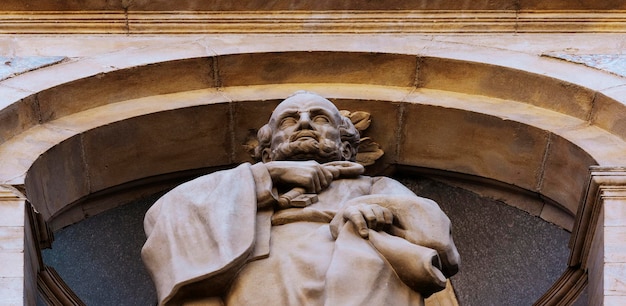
top-left (2, 11), bottom-right (626, 34)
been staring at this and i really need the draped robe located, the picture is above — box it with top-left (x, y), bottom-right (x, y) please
top-left (142, 163), bottom-right (460, 305)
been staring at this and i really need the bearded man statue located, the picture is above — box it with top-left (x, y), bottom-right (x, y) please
top-left (141, 91), bottom-right (460, 305)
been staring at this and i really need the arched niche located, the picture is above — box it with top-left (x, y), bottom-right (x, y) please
top-left (2, 50), bottom-right (626, 304)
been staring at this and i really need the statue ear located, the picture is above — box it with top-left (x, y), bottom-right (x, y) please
top-left (340, 141), bottom-right (353, 161)
top-left (261, 148), bottom-right (272, 163)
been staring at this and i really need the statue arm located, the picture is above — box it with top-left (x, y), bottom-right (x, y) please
top-left (331, 176), bottom-right (461, 278)
top-left (142, 163), bottom-right (262, 305)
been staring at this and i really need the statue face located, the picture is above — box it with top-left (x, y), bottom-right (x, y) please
top-left (265, 93), bottom-right (344, 163)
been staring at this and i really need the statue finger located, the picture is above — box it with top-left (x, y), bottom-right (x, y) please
top-left (319, 166), bottom-right (334, 188)
top-left (360, 205), bottom-right (378, 231)
top-left (382, 207), bottom-right (394, 226)
top-left (346, 208), bottom-right (369, 239)
top-left (310, 171), bottom-right (322, 193)
top-left (371, 205), bottom-right (387, 231)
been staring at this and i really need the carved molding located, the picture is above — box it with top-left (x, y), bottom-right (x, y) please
top-left (38, 266), bottom-right (85, 306)
top-left (569, 167), bottom-right (626, 268)
top-left (534, 267), bottom-right (587, 306)
top-left (2, 10), bottom-right (626, 34)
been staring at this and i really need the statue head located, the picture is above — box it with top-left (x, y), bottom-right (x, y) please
top-left (255, 91), bottom-right (359, 163)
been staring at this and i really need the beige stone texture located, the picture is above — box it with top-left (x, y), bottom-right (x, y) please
top-left (331, 98), bottom-right (403, 174)
top-left (0, 227), bottom-right (23, 252)
top-left (0, 95), bottom-right (39, 144)
top-left (3, 0), bottom-right (626, 11)
top-left (417, 57), bottom-right (596, 120)
top-left (399, 103), bottom-right (548, 192)
top-left (0, 277), bottom-right (22, 306)
top-left (218, 52), bottom-right (417, 87)
top-left (36, 58), bottom-right (214, 122)
top-left (0, 200), bottom-right (25, 227)
top-left (605, 263), bottom-right (626, 296)
top-left (605, 226), bottom-right (626, 264)
top-left (539, 201), bottom-right (575, 231)
top-left (539, 134), bottom-right (597, 215)
top-left (605, 199), bottom-right (626, 228)
top-left (25, 136), bottom-right (88, 220)
top-left (83, 104), bottom-right (231, 192)
top-left (0, 252), bottom-right (23, 278)
top-left (593, 88), bottom-right (626, 141)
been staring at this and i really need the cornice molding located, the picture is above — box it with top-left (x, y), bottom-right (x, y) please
top-left (1, 10), bottom-right (626, 34)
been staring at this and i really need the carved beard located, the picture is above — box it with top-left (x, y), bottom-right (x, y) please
top-left (270, 133), bottom-right (342, 163)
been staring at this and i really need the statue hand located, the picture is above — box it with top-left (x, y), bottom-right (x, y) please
top-left (264, 160), bottom-right (334, 193)
top-left (343, 204), bottom-right (394, 239)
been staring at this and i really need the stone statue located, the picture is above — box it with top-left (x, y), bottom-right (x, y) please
top-left (141, 91), bottom-right (460, 305)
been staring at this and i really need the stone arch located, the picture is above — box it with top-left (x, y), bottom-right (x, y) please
top-left (2, 49), bottom-right (626, 304)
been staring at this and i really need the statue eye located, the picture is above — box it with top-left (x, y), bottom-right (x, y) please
top-left (279, 117), bottom-right (297, 128)
top-left (313, 115), bottom-right (330, 124)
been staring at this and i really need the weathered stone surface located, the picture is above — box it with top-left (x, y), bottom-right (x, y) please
top-left (3, 0), bottom-right (626, 11)
top-left (417, 57), bottom-right (596, 120)
top-left (26, 136), bottom-right (88, 219)
top-left (82, 104), bottom-right (231, 192)
top-left (332, 98), bottom-right (402, 174)
top-left (539, 134), bottom-right (597, 216)
top-left (592, 89), bottom-right (626, 142)
top-left (36, 58), bottom-right (214, 122)
top-left (218, 52), bottom-right (416, 87)
top-left (399, 104), bottom-right (548, 192)
top-left (0, 95), bottom-right (39, 144)
top-left (0, 56), bottom-right (65, 80)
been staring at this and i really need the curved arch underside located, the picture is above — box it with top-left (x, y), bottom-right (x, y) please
top-left (0, 50), bottom-right (624, 230)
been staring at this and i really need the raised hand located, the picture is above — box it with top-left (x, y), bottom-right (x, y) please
top-left (264, 160), bottom-right (334, 193)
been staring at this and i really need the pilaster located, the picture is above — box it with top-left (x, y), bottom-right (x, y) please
top-left (570, 167), bottom-right (626, 305)
top-left (0, 185), bottom-right (36, 305)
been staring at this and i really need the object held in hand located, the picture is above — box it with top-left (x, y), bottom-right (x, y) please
top-left (277, 161), bottom-right (364, 208)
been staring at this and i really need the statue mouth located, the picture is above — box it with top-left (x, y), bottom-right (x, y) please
top-left (290, 130), bottom-right (320, 142)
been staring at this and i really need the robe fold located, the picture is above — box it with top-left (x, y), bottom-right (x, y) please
top-left (142, 163), bottom-right (460, 305)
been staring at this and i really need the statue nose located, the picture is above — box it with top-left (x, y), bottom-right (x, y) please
top-left (297, 113), bottom-right (312, 129)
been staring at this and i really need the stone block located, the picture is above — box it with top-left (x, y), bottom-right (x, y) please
top-left (0, 252), bottom-right (23, 278)
top-left (83, 104), bottom-right (231, 192)
top-left (26, 136), bottom-right (88, 219)
top-left (218, 52), bottom-right (416, 88)
top-left (539, 134), bottom-right (597, 215)
top-left (332, 98), bottom-right (402, 173)
top-left (232, 99), bottom-right (282, 163)
top-left (126, 0), bottom-right (516, 10)
top-left (3, 123), bottom-right (77, 187)
top-left (0, 200), bottom-right (24, 227)
top-left (417, 57), bottom-right (596, 120)
top-left (0, 95), bottom-right (39, 144)
top-left (0, 277), bottom-right (22, 306)
top-left (36, 58), bottom-right (214, 122)
top-left (605, 296), bottom-right (626, 306)
top-left (399, 104), bottom-right (547, 192)
top-left (605, 199), bottom-right (626, 227)
top-left (539, 203), bottom-right (574, 231)
top-left (0, 0), bottom-right (124, 10)
top-left (605, 263), bottom-right (626, 296)
top-left (0, 227), bottom-right (23, 252)
top-left (519, 0), bottom-right (626, 10)
top-left (605, 226), bottom-right (626, 264)
top-left (592, 89), bottom-right (626, 142)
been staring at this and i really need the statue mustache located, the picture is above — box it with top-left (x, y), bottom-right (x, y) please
top-left (289, 130), bottom-right (320, 142)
